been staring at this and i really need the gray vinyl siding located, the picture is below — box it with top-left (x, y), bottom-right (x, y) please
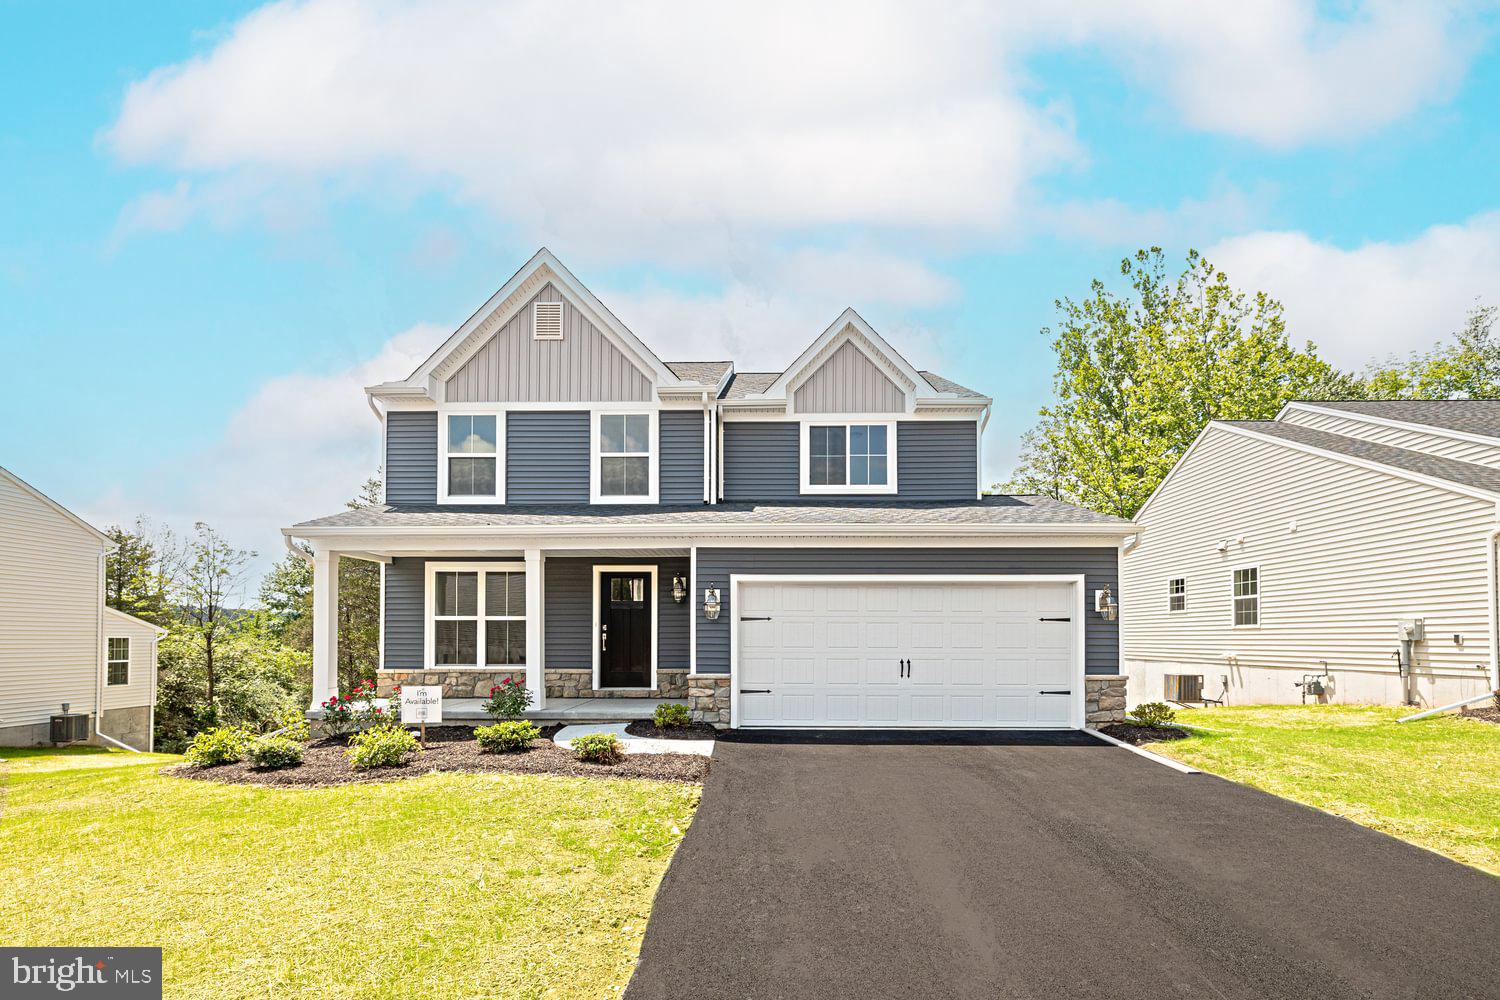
top-left (385, 411), bottom-right (438, 504)
top-left (383, 556), bottom-right (689, 672)
top-left (544, 557), bottom-right (691, 672)
top-left (660, 409), bottom-right (705, 504)
top-left (896, 421), bottom-right (977, 500)
top-left (793, 340), bottom-right (905, 412)
top-left (721, 420), bottom-right (977, 501)
top-left (722, 422), bottom-right (801, 500)
top-left (695, 547), bottom-right (1120, 676)
top-left (445, 283), bottom-right (654, 402)
top-left (506, 411), bottom-right (590, 503)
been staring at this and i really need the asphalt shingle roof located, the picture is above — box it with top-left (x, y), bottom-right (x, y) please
top-left (665, 361), bottom-right (733, 385)
top-left (294, 495), bottom-right (1130, 531)
top-left (1225, 420), bottom-right (1500, 495)
top-left (719, 369), bottom-right (985, 400)
top-left (1295, 399), bottom-right (1500, 439)
top-left (919, 371), bottom-right (986, 398)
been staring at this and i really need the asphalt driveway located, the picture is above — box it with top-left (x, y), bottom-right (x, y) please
top-left (625, 731), bottom-right (1499, 1000)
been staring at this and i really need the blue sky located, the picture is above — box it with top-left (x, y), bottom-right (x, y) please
top-left (2, 1), bottom-right (1498, 579)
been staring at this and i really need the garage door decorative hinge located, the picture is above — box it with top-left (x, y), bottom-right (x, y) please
top-left (1040, 690), bottom-right (1071, 695)
top-left (739, 616), bottom-right (773, 622)
top-left (1038, 616), bottom-right (1071, 622)
top-left (739, 689), bottom-right (771, 694)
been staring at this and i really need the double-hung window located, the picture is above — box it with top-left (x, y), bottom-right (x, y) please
top-left (428, 565), bottom-right (527, 668)
top-left (595, 412), bottom-right (655, 502)
top-left (1168, 577), bottom-right (1186, 612)
top-left (1232, 567), bottom-right (1259, 626)
top-left (106, 637), bottom-right (129, 686)
top-left (442, 414), bottom-right (500, 501)
top-left (802, 422), bottom-right (896, 494)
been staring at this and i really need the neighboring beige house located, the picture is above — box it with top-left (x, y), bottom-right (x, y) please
top-left (0, 465), bottom-right (162, 751)
top-left (1123, 400), bottom-right (1500, 709)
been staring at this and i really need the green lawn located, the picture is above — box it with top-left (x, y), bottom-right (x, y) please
top-left (0, 747), bottom-right (699, 999)
top-left (1154, 705), bottom-right (1500, 875)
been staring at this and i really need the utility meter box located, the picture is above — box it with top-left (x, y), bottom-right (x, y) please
top-left (1396, 618), bottom-right (1426, 641)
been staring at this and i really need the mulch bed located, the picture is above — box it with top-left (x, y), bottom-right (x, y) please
top-left (1459, 703), bottom-right (1500, 725)
top-left (624, 720), bottom-right (719, 740)
top-left (167, 726), bottom-right (709, 788)
top-left (1097, 723), bottom-right (1191, 747)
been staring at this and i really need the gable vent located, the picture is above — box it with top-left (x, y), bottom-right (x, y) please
top-left (533, 301), bottom-right (563, 340)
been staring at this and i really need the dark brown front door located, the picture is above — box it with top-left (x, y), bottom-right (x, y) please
top-left (599, 571), bottom-right (652, 688)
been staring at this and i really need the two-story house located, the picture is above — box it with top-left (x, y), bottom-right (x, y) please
top-left (285, 250), bottom-right (1134, 730)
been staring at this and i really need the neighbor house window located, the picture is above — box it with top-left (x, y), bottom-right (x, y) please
top-left (428, 565), bottom-right (527, 667)
top-left (596, 413), bottom-right (653, 500)
top-left (1168, 577), bottom-right (1186, 612)
top-left (443, 414), bottom-right (499, 500)
top-left (803, 422), bottom-right (896, 493)
top-left (1232, 567), bottom-right (1259, 626)
top-left (106, 637), bottom-right (129, 686)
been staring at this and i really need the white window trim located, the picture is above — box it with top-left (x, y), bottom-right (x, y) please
top-left (1230, 564), bottom-right (1260, 629)
top-left (423, 562), bottom-right (529, 670)
top-left (591, 564), bottom-right (658, 691)
top-left (590, 409), bottom-right (659, 505)
top-left (106, 636), bottom-right (130, 686)
top-left (437, 410), bottom-right (507, 505)
top-left (1168, 576), bottom-right (1186, 613)
top-left (798, 419), bottom-right (899, 495)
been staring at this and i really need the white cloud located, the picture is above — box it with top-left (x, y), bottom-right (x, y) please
top-left (82, 325), bottom-right (441, 580)
top-left (1206, 212), bottom-right (1500, 368)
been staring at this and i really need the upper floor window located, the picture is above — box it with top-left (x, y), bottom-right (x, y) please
top-left (1232, 567), bottom-right (1259, 626)
top-left (1168, 577), bottom-right (1186, 612)
top-left (594, 412), bottom-right (656, 503)
top-left (801, 421), bottom-right (896, 494)
top-left (442, 413), bottom-right (500, 502)
top-left (106, 637), bottom-right (129, 686)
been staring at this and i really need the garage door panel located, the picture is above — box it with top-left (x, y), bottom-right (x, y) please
top-left (781, 621), bottom-right (815, 648)
top-left (741, 656), bottom-right (778, 686)
top-left (1034, 657), bottom-right (1071, 686)
top-left (825, 658), bottom-right (861, 685)
top-left (865, 694), bottom-right (900, 723)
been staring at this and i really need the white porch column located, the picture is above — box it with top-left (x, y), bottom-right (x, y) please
top-left (525, 547), bottom-right (546, 708)
top-left (311, 549), bottom-right (341, 711)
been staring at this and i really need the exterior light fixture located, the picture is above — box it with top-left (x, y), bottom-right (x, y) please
top-left (703, 586), bottom-right (721, 621)
top-left (1094, 584), bottom-right (1119, 622)
top-left (672, 575), bottom-right (687, 603)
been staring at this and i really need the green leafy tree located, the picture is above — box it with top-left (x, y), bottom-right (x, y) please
top-left (176, 521), bottom-right (254, 715)
top-left (1365, 302), bottom-right (1499, 399)
top-left (103, 518), bottom-right (173, 626)
top-left (1001, 248), bottom-right (1361, 517)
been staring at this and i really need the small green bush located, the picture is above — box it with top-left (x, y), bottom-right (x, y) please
top-left (184, 726), bottom-right (252, 767)
top-left (247, 734), bottom-right (304, 769)
top-left (345, 725), bottom-right (420, 769)
top-left (570, 731), bottom-right (624, 764)
top-left (273, 707), bottom-right (310, 743)
top-left (476, 720), bottom-right (541, 753)
top-left (652, 703), bottom-right (692, 728)
top-left (1129, 702), bottom-right (1178, 729)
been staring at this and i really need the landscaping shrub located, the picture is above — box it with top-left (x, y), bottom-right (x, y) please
top-left (570, 731), bottom-right (624, 764)
top-left (1129, 702), bottom-right (1178, 729)
top-left (274, 707), bottom-right (310, 743)
top-left (247, 734), bottom-right (305, 769)
top-left (319, 693), bottom-right (356, 738)
top-left (652, 703), bottom-right (692, 728)
top-left (345, 725), bottom-right (421, 769)
top-left (476, 720), bottom-right (541, 753)
top-left (184, 726), bottom-right (252, 767)
top-left (482, 676), bottom-right (533, 720)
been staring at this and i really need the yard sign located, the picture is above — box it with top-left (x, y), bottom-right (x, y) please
top-left (401, 686), bottom-right (443, 725)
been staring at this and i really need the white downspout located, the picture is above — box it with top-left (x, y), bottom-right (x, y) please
top-left (1488, 521), bottom-right (1500, 692)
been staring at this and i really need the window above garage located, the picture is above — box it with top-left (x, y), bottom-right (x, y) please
top-left (799, 421), bottom-right (898, 495)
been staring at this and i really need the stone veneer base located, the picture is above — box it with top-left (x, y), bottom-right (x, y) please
top-left (378, 668), bottom-right (690, 700)
top-left (1084, 675), bottom-right (1128, 726)
top-left (687, 675), bottom-right (731, 729)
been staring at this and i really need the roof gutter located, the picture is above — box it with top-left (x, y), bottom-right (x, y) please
top-left (285, 520), bottom-right (1136, 540)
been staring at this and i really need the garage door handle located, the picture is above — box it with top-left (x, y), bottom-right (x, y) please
top-left (1039, 617), bottom-right (1071, 622)
top-left (739, 616), bottom-right (773, 622)
top-left (1040, 690), bottom-right (1071, 696)
top-left (740, 689), bottom-right (771, 694)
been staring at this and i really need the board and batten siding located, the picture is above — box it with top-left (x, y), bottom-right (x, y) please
top-left (694, 547), bottom-right (1120, 676)
top-left (506, 411), bottom-right (590, 503)
top-left (0, 470), bottom-right (108, 733)
top-left (659, 409), bottom-right (705, 504)
top-left (445, 283), bottom-right (654, 403)
top-left (721, 420), bottom-right (977, 501)
top-left (1122, 425), bottom-right (1497, 705)
top-left (385, 411), bottom-right (438, 504)
top-left (544, 558), bottom-right (690, 671)
top-left (793, 341), bottom-right (905, 413)
top-left (101, 610), bottom-right (158, 711)
top-left (1280, 407), bottom-right (1500, 467)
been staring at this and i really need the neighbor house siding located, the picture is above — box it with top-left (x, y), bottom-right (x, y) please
top-left (793, 341), bottom-right (905, 413)
top-left (544, 557), bottom-right (691, 672)
top-left (506, 411), bottom-right (590, 503)
top-left (1122, 425), bottom-right (1497, 706)
top-left (101, 611), bottom-right (158, 711)
top-left (0, 471), bottom-right (107, 735)
top-left (385, 411), bottom-right (438, 504)
top-left (444, 283), bottom-right (654, 403)
top-left (659, 410), bottom-right (705, 504)
top-left (1280, 407), bottom-right (1500, 467)
top-left (694, 547), bottom-right (1120, 676)
top-left (722, 422), bottom-right (800, 501)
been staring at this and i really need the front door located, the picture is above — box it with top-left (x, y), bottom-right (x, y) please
top-left (599, 571), bottom-right (652, 688)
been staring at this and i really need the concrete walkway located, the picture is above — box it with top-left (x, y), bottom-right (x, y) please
top-left (554, 722), bottom-right (715, 757)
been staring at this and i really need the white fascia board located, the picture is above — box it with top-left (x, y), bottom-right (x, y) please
top-left (766, 308), bottom-right (935, 400)
top-left (285, 521), bottom-right (1137, 544)
top-left (1282, 401), bottom-right (1500, 448)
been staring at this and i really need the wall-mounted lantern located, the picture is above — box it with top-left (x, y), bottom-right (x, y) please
top-left (1094, 584), bottom-right (1119, 622)
top-left (703, 586), bottom-right (721, 621)
top-left (671, 575), bottom-right (688, 603)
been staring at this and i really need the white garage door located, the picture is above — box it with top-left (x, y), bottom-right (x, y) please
top-left (735, 578), bottom-right (1081, 729)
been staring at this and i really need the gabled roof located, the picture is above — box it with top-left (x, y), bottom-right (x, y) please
top-left (104, 606), bottom-right (169, 635)
top-left (721, 372), bottom-right (783, 399)
top-left (664, 361), bottom-right (733, 386)
top-left (0, 465), bottom-right (114, 547)
top-left (1285, 399), bottom-right (1500, 440)
top-left (919, 371), bottom-right (985, 399)
top-left (765, 308), bottom-right (935, 403)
